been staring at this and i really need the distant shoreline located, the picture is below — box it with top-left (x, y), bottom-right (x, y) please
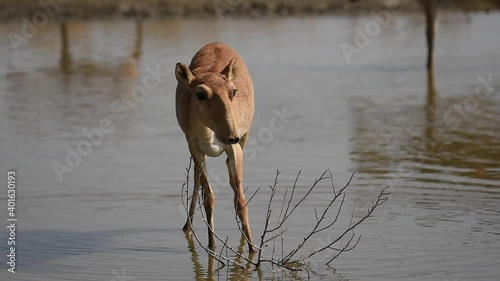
top-left (0, 0), bottom-right (498, 22)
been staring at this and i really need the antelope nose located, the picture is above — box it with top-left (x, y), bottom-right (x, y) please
top-left (228, 137), bottom-right (240, 144)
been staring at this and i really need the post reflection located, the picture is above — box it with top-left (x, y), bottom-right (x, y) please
top-left (4, 20), bottom-right (149, 141)
top-left (120, 19), bottom-right (143, 78)
top-left (58, 20), bottom-right (144, 78)
top-left (350, 77), bottom-right (500, 187)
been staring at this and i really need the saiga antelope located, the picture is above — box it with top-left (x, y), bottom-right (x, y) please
top-left (175, 42), bottom-right (255, 252)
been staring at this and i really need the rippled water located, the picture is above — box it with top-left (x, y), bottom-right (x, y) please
top-left (0, 13), bottom-right (499, 281)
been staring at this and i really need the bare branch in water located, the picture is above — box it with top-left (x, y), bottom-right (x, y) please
top-left (180, 160), bottom-right (389, 277)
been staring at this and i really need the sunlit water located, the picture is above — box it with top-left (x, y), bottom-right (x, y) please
top-left (0, 13), bottom-right (499, 281)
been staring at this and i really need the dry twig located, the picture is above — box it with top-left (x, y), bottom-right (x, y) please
top-left (180, 158), bottom-right (389, 276)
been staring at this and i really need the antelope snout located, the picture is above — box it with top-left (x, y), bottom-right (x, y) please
top-left (228, 137), bottom-right (240, 144)
top-left (217, 133), bottom-right (240, 145)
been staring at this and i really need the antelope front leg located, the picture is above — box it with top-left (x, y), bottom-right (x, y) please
top-left (200, 159), bottom-right (216, 250)
top-left (226, 144), bottom-right (256, 252)
top-left (183, 157), bottom-right (201, 234)
top-left (183, 141), bottom-right (216, 250)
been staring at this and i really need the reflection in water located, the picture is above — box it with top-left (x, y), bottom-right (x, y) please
top-left (420, 81), bottom-right (499, 185)
top-left (1, 16), bottom-right (499, 281)
top-left (58, 20), bottom-right (144, 78)
top-left (350, 80), bottom-right (500, 188)
top-left (426, 70), bottom-right (437, 106)
top-left (120, 20), bottom-right (144, 78)
top-left (186, 234), bottom-right (258, 281)
top-left (228, 235), bottom-right (256, 281)
top-left (4, 20), bottom-right (147, 142)
top-left (186, 233), bottom-right (215, 281)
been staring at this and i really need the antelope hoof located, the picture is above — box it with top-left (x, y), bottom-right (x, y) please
top-left (182, 222), bottom-right (193, 234)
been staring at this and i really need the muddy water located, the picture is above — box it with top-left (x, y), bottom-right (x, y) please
top-left (0, 13), bottom-right (499, 281)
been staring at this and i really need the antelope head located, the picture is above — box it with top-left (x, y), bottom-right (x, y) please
top-left (175, 58), bottom-right (240, 145)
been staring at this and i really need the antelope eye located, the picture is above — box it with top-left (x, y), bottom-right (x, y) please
top-left (196, 92), bottom-right (208, 101)
top-left (233, 89), bottom-right (238, 97)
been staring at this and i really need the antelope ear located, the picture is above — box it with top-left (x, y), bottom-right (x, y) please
top-left (221, 58), bottom-right (237, 81)
top-left (175, 63), bottom-right (194, 85)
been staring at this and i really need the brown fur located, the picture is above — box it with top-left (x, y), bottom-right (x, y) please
top-left (175, 42), bottom-right (255, 252)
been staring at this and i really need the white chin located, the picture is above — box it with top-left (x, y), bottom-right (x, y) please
top-left (198, 137), bottom-right (225, 157)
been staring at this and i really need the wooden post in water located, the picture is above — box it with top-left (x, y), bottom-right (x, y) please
top-left (420, 0), bottom-right (439, 76)
top-left (418, 0), bottom-right (440, 103)
top-left (59, 21), bottom-right (72, 75)
top-left (132, 20), bottom-right (143, 60)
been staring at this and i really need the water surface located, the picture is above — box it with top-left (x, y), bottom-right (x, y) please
top-left (0, 13), bottom-right (499, 281)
